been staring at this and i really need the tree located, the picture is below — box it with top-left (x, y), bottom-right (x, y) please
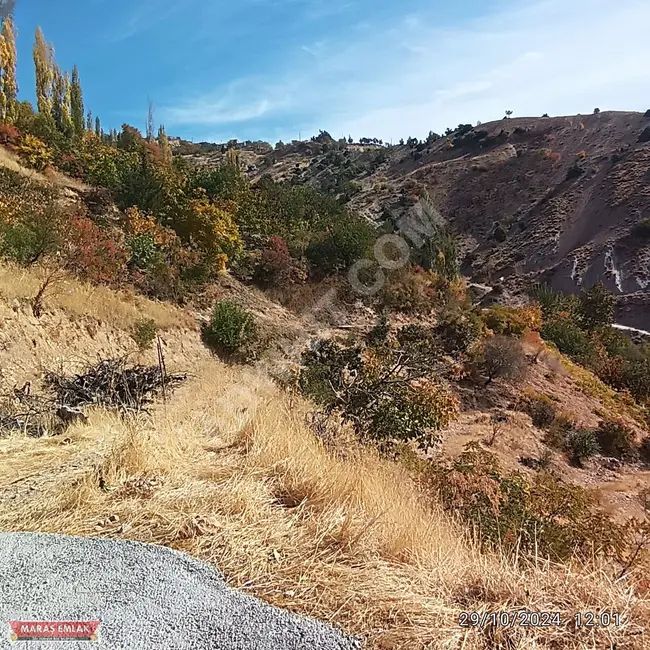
top-left (1, 16), bottom-right (18, 122)
top-left (505, 110), bottom-right (513, 119)
top-left (86, 109), bottom-right (92, 132)
top-left (33, 27), bottom-right (54, 118)
top-left (146, 98), bottom-right (155, 142)
top-left (95, 116), bottom-right (101, 138)
top-left (51, 66), bottom-right (72, 136)
top-left (594, 108), bottom-right (601, 114)
top-left (157, 124), bottom-right (171, 164)
top-left (578, 282), bottom-right (615, 330)
top-left (70, 65), bottom-right (84, 137)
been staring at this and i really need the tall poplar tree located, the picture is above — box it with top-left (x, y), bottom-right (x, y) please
top-left (95, 116), bottom-right (101, 138)
top-left (86, 109), bottom-right (93, 132)
top-left (33, 27), bottom-right (54, 118)
top-left (158, 124), bottom-right (171, 163)
top-left (146, 98), bottom-right (155, 141)
top-left (70, 65), bottom-right (84, 137)
top-left (1, 16), bottom-right (18, 122)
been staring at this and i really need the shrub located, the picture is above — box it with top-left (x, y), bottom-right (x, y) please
top-left (306, 215), bottom-right (376, 275)
top-left (483, 305), bottom-right (543, 336)
top-left (472, 335), bottom-right (527, 385)
top-left (567, 429), bottom-right (600, 467)
top-left (15, 133), bottom-right (53, 171)
top-left (64, 214), bottom-right (129, 285)
top-left (427, 443), bottom-right (626, 561)
top-left (434, 309), bottom-right (485, 356)
top-left (131, 318), bottom-right (158, 352)
top-left (578, 282), bottom-right (615, 330)
top-left (524, 393), bottom-right (557, 429)
top-left (253, 235), bottom-right (305, 289)
top-left (566, 164), bottom-right (585, 180)
top-left (378, 267), bottom-right (450, 315)
top-left (202, 301), bottom-right (258, 361)
top-left (0, 123), bottom-right (21, 148)
top-left (544, 412), bottom-right (575, 450)
top-left (596, 418), bottom-right (637, 460)
top-left (541, 317), bottom-right (591, 358)
top-left (299, 328), bottom-right (458, 450)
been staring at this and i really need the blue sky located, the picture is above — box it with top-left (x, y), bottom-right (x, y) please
top-left (11, 0), bottom-right (650, 144)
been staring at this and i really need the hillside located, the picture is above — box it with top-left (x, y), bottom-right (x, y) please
top-left (186, 111), bottom-right (650, 329)
top-left (1, 264), bottom-right (649, 649)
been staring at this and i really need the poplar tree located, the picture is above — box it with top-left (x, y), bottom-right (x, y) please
top-left (70, 65), bottom-right (84, 137)
top-left (95, 116), bottom-right (101, 138)
top-left (146, 98), bottom-right (155, 141)
top-left (157, 124), bottom-right (171, 163)
top-left (51, 66), bottom-right (72, 135)
top-left (86, 109), bottom-right (93, 132)
top-left (1, 16), bottom-right (18, 122)
top-left (33, 27), bottom-right (54, 118)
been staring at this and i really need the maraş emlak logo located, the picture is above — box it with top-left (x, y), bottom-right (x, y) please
top-left (9, 621), bottom-right (100, 642)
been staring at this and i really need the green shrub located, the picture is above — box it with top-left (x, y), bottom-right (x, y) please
top-left (427, 443), bottom-right (626, 561)
top-left (596, 418), bottom-right (637, 460)
top-left (131, 318), bottom-right (158, 352)
top-left (524, 393), bottom-right (557, 428)
top-left (578, 282), bottom-right (615, 330)
top-left (567, 429), bottom-right (600, 467)
top-left (541, 318), bottom-right (591, 358)
top-left (306, 215), bottom-right (376, 275)
top-left (202, 301), bottom-right (258, 361)
top-left (299, 328), bottom-right (458, 450)
top-left (434, 309), bottom-right (484, 355)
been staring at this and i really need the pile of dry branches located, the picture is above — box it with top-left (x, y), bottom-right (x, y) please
top-left (45, 358), bottom-right (187, 412)
top-left (0, 357), bottom-right (187, 437)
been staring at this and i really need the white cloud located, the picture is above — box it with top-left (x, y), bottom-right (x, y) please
top-left (163, 0), bottom-right (650, 142)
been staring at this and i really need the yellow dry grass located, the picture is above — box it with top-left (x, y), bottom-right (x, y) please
top-left (0, 263), bottom-right (194, 331)
top-left (1, 360), bottom-right (647, 649)
top-left (0, 146), bottom-right (89, 191)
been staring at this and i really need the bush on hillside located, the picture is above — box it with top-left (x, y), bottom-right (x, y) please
top-left (483, 304), bottom-right (543, 336)
top-left (596, 418), bottom-right (637, 460)
top-left (578, 282), bottom-right (615, 330)
top-left (306, 215), bottom-right (376, 275)
top-left (541, 317), bottom-right (591, 358)
top-left (470, 335), bottom-right (527, 385)
top-left (15, 134), bottom-right (53, 171)
top-left (523, 393), bottom-right (557, 429)
top-left (427, 442), bottom-right (626, 561)
top-left (567, 429), bottom-right (600, 467)
top-left (131, 318), bottom-right (158, 352)
top-left (253, 235), bottom-right (306, 289)
top-left (202, 301), bottom-right (258, 362)
top-left (434, 309), bottom-right (485, 356)
top-left (299, 328), bottom-right (458, 450)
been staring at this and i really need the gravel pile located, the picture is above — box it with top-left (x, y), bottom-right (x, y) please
top-left (0, 532), bottom-right (362, 649)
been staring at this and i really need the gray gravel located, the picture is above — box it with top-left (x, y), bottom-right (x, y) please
top-left (0, 532), bottom-right (362, 649)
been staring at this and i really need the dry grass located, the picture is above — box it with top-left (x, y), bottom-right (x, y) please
top-left (0, 360), bottom-right (647, 649)
top-left (0, 146), bottom-right (90, 191)
top-left (0, 263), bottom-right (194, 331)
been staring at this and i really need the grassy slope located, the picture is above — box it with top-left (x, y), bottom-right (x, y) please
top-left (0, 263), bottom-right (648, 649)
